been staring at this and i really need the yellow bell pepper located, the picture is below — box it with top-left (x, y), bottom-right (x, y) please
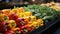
top-left (29, 16), bottom-right (36, 22)
top-left (23, 16), bottom-right (36, 22)
top-left (37, 19), bottom-right (44, 26)
top-left (0, 13), bottom-right (4, 22)
top-left (32, 21), bottom-right (39, 29)
top-left (8, 20), bottom-right (16, 28)
top-left (24, 12), bottom-right (32, 17)
top-left (17, 12), bottom-right (24, 18)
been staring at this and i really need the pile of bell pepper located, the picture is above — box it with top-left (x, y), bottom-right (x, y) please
top-left (0, 7), bottom-right (43, 34)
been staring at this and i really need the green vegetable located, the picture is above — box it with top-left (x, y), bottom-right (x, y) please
top-left (23, 4), bottom-right (60, 22)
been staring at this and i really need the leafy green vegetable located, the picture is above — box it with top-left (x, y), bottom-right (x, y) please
top-left (23, 4), bottom-right (60, 22)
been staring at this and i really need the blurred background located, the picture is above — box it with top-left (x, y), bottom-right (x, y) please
top-left (0, 0), bottom-right (60, 9)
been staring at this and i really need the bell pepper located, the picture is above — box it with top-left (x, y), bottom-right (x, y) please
top-left (24, 12), bottom-right (32, 17)
top-left (11, 28), bottom-right (20, 31)
top-left (11, 27), bottom-right (21, 34)
top-left (25, 23), bottom-right (34, 32)
top-left (32, 21), bottom-right (39, 29)
top-left (10, 8), bottom-right (20, 14)
top-left (2, 9), bottom-right (11, 16)
top-left (10, 7), bottom-right (24, 14)
top-left (0, 22), bottom-right (8, 33)
top-left (37, 19), bottom-right (44, 26)
top-left (15, 29), bottom-right (21, 34)
top-left (26, 21), bottom-right (39, 30)
top-left (16, 18), bottom-right (28, 27)
top-left (8, 20), bottom-right (16, 28)
top-left (29, 16), bottom-right (36, 22)
top-left (23, 16), bottom-right (36, 22)
top-left (23, 17), bottom-right (29, 21)
top-left (5, 30), bottom-right (15, 34)
top-left (5, 22), bottom-right (11, 30)
top-left (9, 14), bottom-right (18, 20)
top-left (17, 7), bottom-right (24, 13)
top-left (0, 13), bottom-right (4, 22)
top-left (20, 25), bottom-right (28, 34)
top-left (4, 14), bottom-right (9, 22)
top-left (20, 30), bottom-right (26, 34)
top-left (17, 12), bottom-right (24, 18)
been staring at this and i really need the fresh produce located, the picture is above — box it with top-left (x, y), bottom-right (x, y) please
top-left (0, 22), bottom-right (7, 33)
top-left (5, 30), bottom-right (15, 34)
top-left (0, 6), bottom-right (43, 34)
top-left (0, 4), bottom-right (60, 34)
top-left (2, 9), bottom-right (11, 16)
top-left (23, 4), bottom-right (60, 22)
top-left (0, 13), bottom-right (4, 22)
top-left (8, 20), bottom-right (16, 28)
top-left (9, 14), bottom-right (18, 20)
top-left (15, 29), bottom-right (21, 34)
top-left (16, 18), bottom-right (28, 27)
top-left (4, 14), bottom-right (9, 22)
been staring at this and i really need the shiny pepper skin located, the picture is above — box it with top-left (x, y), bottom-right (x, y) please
top-left (5, 30), bottom-right (15, 34)
top-left (8, 20), bottom-right (16, 28)
top-left (37, 19), bottom-right (44, 26)
top-left (9, 14), bottom-right (18, 20)
top-left (0, 13), bottom-right (4, 22)
top-left (4, 14), bottom-right (9, 22)
top-left (0, 22), bottom-right (8, 33)
top-left (2, 9), bottom-right (11, 16)
top-left (20, 25), bottom-right (28, 34)
top-left (16, 18), bottom-right (28, 27)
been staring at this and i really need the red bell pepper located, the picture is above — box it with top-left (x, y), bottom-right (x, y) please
top-left (20, 25), bottom-right (28, 34)
top-left (0, 22), bottom-right (8, 33)
top-left (5, 30), bottom-right (15, 34)
top-left (9, 14), bottom-right (18, 20)
top-left (16, 18), bottom-right (28, 27)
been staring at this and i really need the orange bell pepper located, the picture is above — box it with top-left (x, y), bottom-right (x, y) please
top-left (2, 9), bottom-right (11, 16)
top-left (17, 7), bottom-right (24, 13)
top-left (11, 28), bottom-right (20, 31)
top-left (25, 22), bottom-right (35, 31)
top-left (10, 9), bottom-right (17, 14)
